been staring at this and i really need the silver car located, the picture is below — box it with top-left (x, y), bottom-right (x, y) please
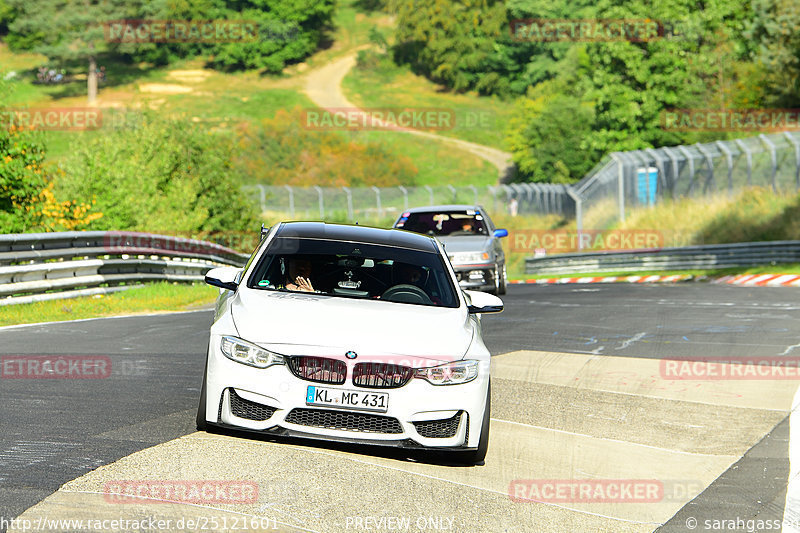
top-left (393, 205), bottom-right (508, 294)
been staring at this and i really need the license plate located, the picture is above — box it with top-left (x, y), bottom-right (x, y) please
top-left (305, 386), bottom-right (389, 413)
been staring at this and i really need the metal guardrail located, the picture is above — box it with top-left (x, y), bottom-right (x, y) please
top-left (0, 232), bottom-right (249, 306)
top-left (525, 241), bottom-right (800, 276)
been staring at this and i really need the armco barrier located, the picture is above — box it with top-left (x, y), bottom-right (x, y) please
top-left (525, 241), bottom-right (800, 276)
top-left (0, 231), bottom-right (249, 306)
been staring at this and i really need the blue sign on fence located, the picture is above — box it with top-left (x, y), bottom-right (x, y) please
top-left (637, 167), bottom-right (658, 205)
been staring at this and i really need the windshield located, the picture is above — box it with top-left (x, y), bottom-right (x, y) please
top-left (396, 210), bottom-right (489, 237)
top-left (247, 237), bottom-right (459, 308)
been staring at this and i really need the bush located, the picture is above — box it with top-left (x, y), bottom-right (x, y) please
top-left (234, 107), bottom-right (418, 187)
top-left (0, 124), bottom-right (49, 232)
top-left (57, 112), bottom-right (258, 235)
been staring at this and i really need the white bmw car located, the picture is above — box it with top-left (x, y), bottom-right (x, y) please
top-left (197, 222), bottom-right (503, 464)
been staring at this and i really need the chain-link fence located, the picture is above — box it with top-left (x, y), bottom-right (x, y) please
top-left (242, 183), bottom-right (574, 221)
top-left (573, 131), bottom-right (800, 234)
top-left (242, 131), bottom-right (800, 243)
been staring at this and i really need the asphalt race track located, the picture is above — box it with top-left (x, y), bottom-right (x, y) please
top-left (2, 283), bottom-right (799, 532)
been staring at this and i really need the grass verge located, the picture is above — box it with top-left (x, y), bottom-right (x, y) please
top-left (0, 282), bottom-right (218, 327)
top-left (342, 50), bottom-right (515, 153)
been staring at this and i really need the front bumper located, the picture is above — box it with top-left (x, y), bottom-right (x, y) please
top-left (202, 341), bottom-right (489, 450)
top-left (451, 263), bottom-right (497, 291)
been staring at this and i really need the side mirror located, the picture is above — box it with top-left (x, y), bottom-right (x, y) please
top-left (464, 290), bottom-right (504, 314)
top-left (493, 229), bottom-right (508, 238)
top-left (205, 266), bottom-right (240, 291)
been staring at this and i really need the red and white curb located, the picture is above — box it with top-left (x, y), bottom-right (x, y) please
top-left (510, 274), bottom-right (693, 285)
top-left (712, 274), bottom-right (800, 287)
top-left (509, 273), bottom-right (800, 286)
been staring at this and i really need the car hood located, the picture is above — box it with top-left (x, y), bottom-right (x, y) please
top-left (231, 290), bottom-right (473, 363)
top-left (437, 235), bottom-right (493, 254)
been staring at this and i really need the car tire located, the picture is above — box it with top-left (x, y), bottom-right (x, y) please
top-left (454, 380), bottom-right (491, 465)
top-left (196, 353), bottom-right (209, 431)
top-left (488, 268), bottom-right (500, 295)
top-left (497, 264), bottom-right (507, 295)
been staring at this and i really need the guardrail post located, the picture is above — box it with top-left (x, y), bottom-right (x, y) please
top-left (398, 186), bottom-right (409, 211)
top-left (372, 186), bottom-right (382, 217)
top-left (715, 141), bottom-right (734, 196)
top-left (610, 153), bottom-right (625, 222)
top-left (283, 185), bottom-right (294, 218)
top-left (759, 134), bottom-right (778, 192)
top-left (734, 139), bottom-right (752, 187)
top-left (313, 186), bottom-right (324, 218)
top-left (342, 187), bottom-right (353, 220)
top-left (566, 187), bottom-right (584, 250)
top-left (646, 148), bottom-right (667, 203)
top-left (532, 184), bottom-right (542, 213)
top-left (662, 147), bottom-right (680, 198)
top-left (509, 183), bottom-right (523, 214)
top-left (256, 185), bottom-right (267, 213)
top-left (424, 185), bottom-right (434, 206)
top-left (522, 184), bottom-right (534, 214)
top-left (784, 132), bottom-right (800, 190)
top-left (694, 143), bottom-right (716, 194)
top-left (677, 146), bottom-right (696, 196)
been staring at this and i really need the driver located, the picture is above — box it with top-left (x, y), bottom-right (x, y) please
top-left (282, 257), bottom-right (315, 292)
top-left (395, 262), bottom-right (426, 287)
top-left (389, 262), bottom-right (443, 305)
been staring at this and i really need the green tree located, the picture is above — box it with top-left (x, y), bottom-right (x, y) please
top-left (392, 0), bottom-right (508, 94)
top-left (210, 0), bottom-right (336, 72)
top-left (504, 0), bottom-right (758, 181)
top-left (8, 0), bottom-right (143, 104)
top-left (0, 0), bottom-right (15, 34)
top-left (748, 0), bottom-right (800, 107)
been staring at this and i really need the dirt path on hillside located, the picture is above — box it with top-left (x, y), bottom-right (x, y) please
top-left (303, 51), bottom-right (515, 184)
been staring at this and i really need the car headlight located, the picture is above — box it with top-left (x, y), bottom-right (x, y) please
top-left (220, 336), bottom-right (285, 368)
top-left (451, 252), bottom-right (490, 264)
top-left (414, 360), bottom-right (479, 385)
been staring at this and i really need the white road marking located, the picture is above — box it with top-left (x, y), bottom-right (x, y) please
top-left (781, 343), bottom-right (800, 356)
top-left (573, 346), bottom-right (605, 355)
top-left (616, 332), bottom-right (647, 350)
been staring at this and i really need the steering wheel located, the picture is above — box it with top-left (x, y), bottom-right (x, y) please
top-left (380, 284), bottom-right (432, 305)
